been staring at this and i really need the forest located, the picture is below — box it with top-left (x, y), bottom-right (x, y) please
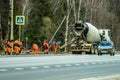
top-left (0, 0), bottom-right (120, 50)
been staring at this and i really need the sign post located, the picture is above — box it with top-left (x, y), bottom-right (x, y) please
top-left (10, 0), bottom-right (14, 55)
top-left (15, 16), bottom-right (25, 40)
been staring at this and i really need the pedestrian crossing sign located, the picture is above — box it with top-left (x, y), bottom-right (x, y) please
top-left (16, 16), bottom-right (25, 25)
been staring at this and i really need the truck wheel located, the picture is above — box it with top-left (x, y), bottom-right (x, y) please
top-left (72, 51), bottom-right (76, 54)
top-left (110, 53), bottom-right (113, 56)
top-left (72, 51), bottom-right (82, 54)
top-left (113, 54), bottom-right (115, 56)
top-left (86, 52), bottom-right (90, 54)
top-left (110, 53), bottom-right (112, 56)
top-left (98, 53), bottom-right (102, 56)
top-left (98, 53), bottom-right (100, 56)
top-left (111, 53), bottom-right (115, 56)
top-left (113, 53), bottom-right (115, 56)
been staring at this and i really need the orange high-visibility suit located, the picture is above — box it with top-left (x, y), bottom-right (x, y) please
top-left (6, 47), bottom-right (11, 53)
top-left (14, 40), bottom-right (19, 44)
top-left (6, 40), bottom-right (12, 54)
top-left (43, 40), bottom-right (49, 54)
top-left (54, 42), bottom-right (58, 53)
top-left (18, 41), bottom-right (23, 48)
top-left (32, 44), bottom-right (39, 55)
top-left (14, 46), bottom-right (20, 54)
top-left (14, 40), bottom-right (20, 54)
top-left (18, 41), bottom-right (23, 53)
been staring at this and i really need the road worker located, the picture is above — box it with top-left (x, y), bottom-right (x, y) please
top-left (32, 44), bottom-right (39, 55)
top-left (54, 41), bottom-right (59, 54)
top-left (13, 40), bottom-right (20, 55)
top-left (43, 39), bottom-right (50, 54)
top-left (5, 40), bottom-right (12, 55)
top-left (18, 40), bottom-right (23, 53)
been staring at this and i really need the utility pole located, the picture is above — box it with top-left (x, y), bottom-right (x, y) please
top-left (73, 0), bottom-right (77, 23)
top-left (10, 0), bottom-right (14, 54)
top-left (49, 16), bottom-right (66, 43)
top-left (64, 0), bottom-right (70, 52)
top-left (10, 0), bottom-right (14, 41)
top-left (78, 0), bottom-right (82, 21)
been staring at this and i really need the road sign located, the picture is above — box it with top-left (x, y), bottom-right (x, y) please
top-left (16, 16), bottom-right (25, 25)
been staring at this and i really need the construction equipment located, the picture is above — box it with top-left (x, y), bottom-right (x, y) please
top-left (60, 21), bottom-right (101, 54)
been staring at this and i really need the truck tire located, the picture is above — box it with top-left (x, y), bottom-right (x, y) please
top-left (110, 53), bottom-right (115, 56)
top-left (98, 53), bottom-right (102, 56)
top-left (72, 51), bottom-right (82, 54)
top-left (72, 51), bottom-right (76, 54)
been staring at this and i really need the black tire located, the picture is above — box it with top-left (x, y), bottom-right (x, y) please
top-left (113, 53), bottom-right (115, 56)
top-left (98, 53), bottom-right (100, 56)
top-left (100, 53), bottom-right (102, 56)
top-left (111, 53), bottom-right (115, 56)
top-left (72, 51), bottom-right (82, 54)
top-left (72, 51), bottom-right (76, 54)
top-left (98, 53), bottom-right (102, 56)
top-left (110, 53), bottom-right (113, 56)
top-left (86, 52), bottom-right (90, 54)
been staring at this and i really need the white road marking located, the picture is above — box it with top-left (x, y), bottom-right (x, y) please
top-left (55, 65), bottom-right (61, 68)
top-left (0, 69), bottom-right (7, 72)
top-left (65, 64), bottom-right (72, 67)
top-left (15, 68), bottom-right (24, 70)
top-left (91, 62), bottom-right (96, 64)
top-left (78, 77), bottom-right (98, 80)
top-left (30, 67), bottom-right (38, 69)
top-left (78, 75), bottom-right (120, 80)
top-left (43, 66), bottom-right (51, 68)
top-left (75, 63), bottom-right (80, 66)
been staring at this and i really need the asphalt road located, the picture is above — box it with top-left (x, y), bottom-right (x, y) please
top-left (0, 54), bottom-right (120, 80)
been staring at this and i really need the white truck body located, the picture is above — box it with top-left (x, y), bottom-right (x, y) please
top-left (85, 23), bottom-right (101, 43)
top-left (98, 29), bottom-right (111, 41)
top-left (70, 22), bottom-right (101, 54)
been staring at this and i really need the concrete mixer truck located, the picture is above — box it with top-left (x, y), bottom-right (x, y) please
top-left (60, 21), bottom-right (101, 54)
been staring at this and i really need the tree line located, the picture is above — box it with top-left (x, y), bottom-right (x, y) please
top-left (0, 0), bottom-right (120, 50)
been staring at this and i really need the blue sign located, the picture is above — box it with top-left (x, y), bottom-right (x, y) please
top-left (16, 16), bottom-right (25, 25)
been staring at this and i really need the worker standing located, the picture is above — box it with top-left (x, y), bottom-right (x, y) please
top-left (14, 39), bottom-right (20, 55)
top-left (43, 39), bottom-right (49, 54)
top-left (54, 41), bottom-right (58, 54)
top-left (18, 40), bottom-right (23, 53)
top-left (5, 40), bottom-right (12, 55)
top-left (32, 44), bottom-right (39, 55)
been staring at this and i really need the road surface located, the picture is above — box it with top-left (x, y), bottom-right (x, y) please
top-left (0, 54), bottom-right (120, 80)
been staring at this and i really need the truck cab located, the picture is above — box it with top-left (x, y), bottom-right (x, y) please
top-left (99, 29), bottom-right (112, 41)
